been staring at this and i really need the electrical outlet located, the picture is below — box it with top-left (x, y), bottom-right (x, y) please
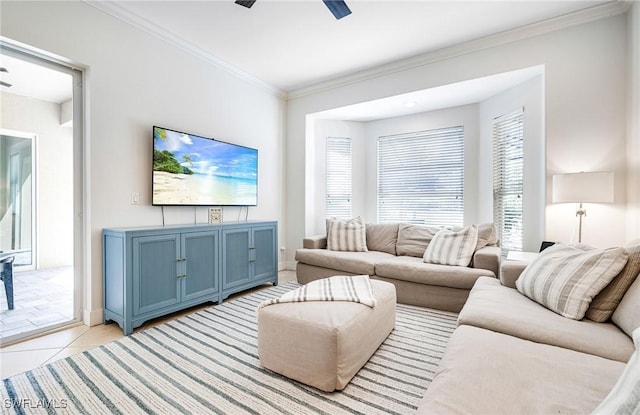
top-left (209, 207), bottom-right (222, 224)
top-left (131, 192), bottom-right (140, 205)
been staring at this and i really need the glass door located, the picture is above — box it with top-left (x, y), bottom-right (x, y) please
top-left (0, 44), bottom-right (83, 345)
top-left (1, 131), bottom-right (35, 269)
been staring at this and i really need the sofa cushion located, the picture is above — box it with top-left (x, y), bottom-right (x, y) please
top-left (423, 225), bottom-right (478, 267)
top-left (471, 246), bottom-right (501, 277)
top-left (375, 256), bottom-right (494, 290)
top-left (515, 243), bottom-right (629, 320)
top-left (302, 235), bottom-right (327, 249)
top-left (327, 216), bottom-right (368, 252)
top-left (294, 249), bottom-right (395, 276)
top-left (475, 222), bottom-right (498, 250)
top-left (612, 268), bottom-right (640, 338)
top-left (587, 243), bottom-right (640, 322)
top-left (459, 277), bottom-right (634, 362)
top-left (365, 223), bottom-right (399, 255)
top-left (418, 325), bottom-right (626, 415)
top-left (395, 224), bottom-right (439, 257)
top-left (592, 328), bottom-right (640, 415)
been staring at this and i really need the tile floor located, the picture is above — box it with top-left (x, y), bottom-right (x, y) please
top-left (0, 270), bottom-right (297, 379)
top-left (0, 266), bottom-right (74, 340)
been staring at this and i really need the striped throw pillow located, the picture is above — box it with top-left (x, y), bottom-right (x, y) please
top-left (326, 216), bottom-right (368, 252)
top-left (586, 243), bottom-right (640, 322)
top-left (423, 225), bottom-right (478, 267)
top-left (515, 244), bottom-right (629, 320)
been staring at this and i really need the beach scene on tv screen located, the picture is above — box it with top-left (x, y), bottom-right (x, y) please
top-left (153, 127), bottom-right (258, 205)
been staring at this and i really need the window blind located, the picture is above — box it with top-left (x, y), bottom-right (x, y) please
top-left (377, 126), bottom-right (464, 227)
top-left (326, 137), bottom-right (352, 218)
top-left (493, 109), bottom-right (524, 252)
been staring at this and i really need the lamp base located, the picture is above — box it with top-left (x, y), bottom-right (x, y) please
top-left (576, 202), bottom-right (586, 243)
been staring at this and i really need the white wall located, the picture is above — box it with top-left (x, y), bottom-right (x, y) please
top-left (1, 1), bottom-right (286, 325)
top-left (1, 92), bottom-right (74, 268)
top-left (628, 2), bottom-right (640, 243)
top-left (287, 13), bottom-right (630, 263)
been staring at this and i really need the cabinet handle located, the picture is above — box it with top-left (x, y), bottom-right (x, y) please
top-left (177, 258), bottom-right (186, 262)
top-left (177, 274), bottom-right (187, 279)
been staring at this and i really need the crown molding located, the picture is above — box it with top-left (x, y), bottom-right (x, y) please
top-left (84, 0), bottom-right (629, 102)
top-left (84, 0), bottom-right (288, 100)
top-left (288, 1), bottom-right (631, 100)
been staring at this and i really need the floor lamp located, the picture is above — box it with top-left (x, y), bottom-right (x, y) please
top-left (552, 171), bottom-right (614, 243)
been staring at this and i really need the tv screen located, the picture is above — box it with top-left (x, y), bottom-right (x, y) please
top-left (152, 126), bottom-right (258, 206)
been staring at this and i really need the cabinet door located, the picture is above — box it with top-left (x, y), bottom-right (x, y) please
top-left (252, 225), bottom-right (277, 282)
top-left (181, 230), bottom-right (219, 301)
top-left (222, 228), bottom-right (251, 289)
top-left (133, 234), bottom-right (180, 316)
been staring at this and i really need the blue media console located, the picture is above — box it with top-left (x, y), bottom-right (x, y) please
top-left (103, 221), bottom-right (277, 334)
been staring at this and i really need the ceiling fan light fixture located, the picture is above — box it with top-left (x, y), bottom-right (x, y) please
top-left (322, 0), bottom-right (352, 20)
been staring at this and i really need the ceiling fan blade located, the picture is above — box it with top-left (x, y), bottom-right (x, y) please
top-left (323, 0), bottom-right (351, 19)
top-left (0, 81), bottom-right (12, 88)
top-left (235, 0), bottom-right (256, 8)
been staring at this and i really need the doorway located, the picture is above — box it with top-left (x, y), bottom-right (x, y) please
top-left (0, 43), bottom-right (83, 345)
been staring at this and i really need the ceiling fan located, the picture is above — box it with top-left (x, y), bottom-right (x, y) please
top-left (0, 67), bottom-right (11, 88)
top-left (235, 0), bottom-right (352, 20)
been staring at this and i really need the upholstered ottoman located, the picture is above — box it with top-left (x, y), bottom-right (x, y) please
top-left (257, 279), bottom-right (396, 392)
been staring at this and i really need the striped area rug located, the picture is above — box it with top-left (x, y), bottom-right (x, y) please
top-left (1, 282), bottom-right (458, 415)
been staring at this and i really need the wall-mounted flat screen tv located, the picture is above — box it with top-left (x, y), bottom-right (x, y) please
top-left (152, 126), bottom-right (258, 206)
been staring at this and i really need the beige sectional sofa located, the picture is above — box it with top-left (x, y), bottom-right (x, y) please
top-left (295, 222), bottom-right (500, 312)
top-left (418, 253), bottom-right (640, 414)
top-left (296, 221), bottom-right (639, 412)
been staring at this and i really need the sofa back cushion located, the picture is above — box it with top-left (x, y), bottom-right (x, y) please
top-left (396, 224), bottom-right (439, 257)
top-left (475, 223), bottom-right (498, 250)
top-left (515, 244), bottom-right (629, 320)
top-left (586, 243), bottom-right (640, 322)
top-left (423, 225), bottom-right (479, 267)
top-left (327, 216), bottom-right (368, 252)
top-left (366, 223), bottom-right (399, 255)
top-left (612, 268), bottom-right (640, 338)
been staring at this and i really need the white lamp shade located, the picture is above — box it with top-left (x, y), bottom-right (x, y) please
top-left (552, 171), bottom-right (614, 203)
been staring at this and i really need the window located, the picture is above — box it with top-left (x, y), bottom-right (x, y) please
top-left (377, 126), bottom-right (464, 227)
top-left (326, 137), bottom-right (352, 218)
top-left (493, 109), bottom-right (524, 252)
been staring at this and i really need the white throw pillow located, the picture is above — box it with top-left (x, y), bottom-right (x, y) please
top-left (592, 327), bottom-right (640, 414)
top-left (326, 216), bottom-right (368, 252)
top-left (515, 244), bottom-right (629, 320)
top-left (423, 225), bottom-right (478, 267)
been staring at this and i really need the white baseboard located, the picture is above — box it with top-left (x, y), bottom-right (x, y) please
top-left (83, 308), bottom-right (104, 327)
top-left (282, 261), bottom-right (297, 271)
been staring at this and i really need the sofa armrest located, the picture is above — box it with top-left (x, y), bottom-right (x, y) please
top-left (500, 260), bottom-right (529, 288)
top-left (472, 246), bottom-right (500, 277)
top-left (303, 235), bottom-right (327, 249)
